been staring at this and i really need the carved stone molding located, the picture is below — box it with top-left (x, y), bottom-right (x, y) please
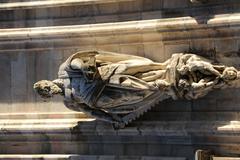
top-left (0, 0), bottom-right (135, 10)
top-left (0, 14), bottom-right (240, 53)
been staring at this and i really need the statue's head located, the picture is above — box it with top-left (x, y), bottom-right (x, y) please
top-left (33, 80), bottom-right (63, 99)
top-left (222, 67), bottom-right (238, 81)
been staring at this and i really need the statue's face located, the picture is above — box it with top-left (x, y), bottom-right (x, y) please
top-left (33, 80), bottom-right (62, 99)
top-left (222, 67), bottom-right (238, 81)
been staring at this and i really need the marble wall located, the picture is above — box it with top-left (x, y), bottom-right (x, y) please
top-left (0, 0), bottom-right (240, 159)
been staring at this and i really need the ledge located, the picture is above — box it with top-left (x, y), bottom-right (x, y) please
top-left (0, 112), bottom-right (239, 154)
top-left (0, 0), bottom-right (238, 11)
top-left (0, 14), bottom-right (239, 52)
top-left (0, 111), bottom-right (88, 119)
top-left (213, 157), bottom-right (240, 160)
top-left (1, 14), bottom-right (240, 40)
top-left (0, 120), bottom-right (240, 136)
top-left (0, 155), bottom-right (186, 160)
top-left (0, 0), bottom-right (135, 10)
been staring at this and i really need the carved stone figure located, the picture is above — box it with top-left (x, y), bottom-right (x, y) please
top-left (34, 50), bottom-right (240, 128)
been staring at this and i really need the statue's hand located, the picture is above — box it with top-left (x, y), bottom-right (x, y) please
top-left (82, 56), bottom-right (99, 81)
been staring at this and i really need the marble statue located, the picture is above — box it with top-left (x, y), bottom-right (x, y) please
top-left (34, 50), bottom-right (240, 128)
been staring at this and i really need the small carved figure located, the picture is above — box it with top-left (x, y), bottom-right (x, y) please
top-left (34, 50), bottom-right (240, 128)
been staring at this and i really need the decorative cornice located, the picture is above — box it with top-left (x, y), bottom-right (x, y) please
top-left (0, 0), bottom-right (135, 10)
top-left (0, 14), bottom-right (239, 52)
top-left (0, 119), bottom-right (240, 136)
top-left (0, 155), bottom-right (186, 160)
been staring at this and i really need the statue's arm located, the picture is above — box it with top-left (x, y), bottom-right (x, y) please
top-left (70, 56), bottom-right (99, 81)
top-left (70, 58), bottom-right (84, 70)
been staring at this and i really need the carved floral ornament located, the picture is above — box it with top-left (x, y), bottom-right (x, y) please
top-left (34, 50), bottom-right (240, 129)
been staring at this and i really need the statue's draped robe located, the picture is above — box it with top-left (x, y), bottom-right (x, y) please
top-left (58, 51), bottom-right (169, 114)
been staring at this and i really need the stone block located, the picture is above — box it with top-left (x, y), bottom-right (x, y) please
top-left (124, 143), bottom-right (147, 155)
top-left (190, 39), bottom-right (215, 53)
top-left (76, 16), bottom-right (96, 25)
top-left (35, 51), bottom-right (51, 80)
top-left (152, 0), bottom-right (164, 10)
top-left (162, 30), bottom-right (189, 42)
top-left (98, 156), bottom-right (115, 160)
top-left (0, 10), bottom-right (14, 22)
top-left (0, 54), bottom-right (11, 104)
top-left (163, 42), bottom-right (190, 60)
top-left (216, 98), bottom-right (240, 111)
top-left (216, 112), bottom-right (238, 121)
top-left (192, 98), bottom-right (217, 111)
top-left (154, 100), bottom-right (192, 112)
top-left (191, 112), bottom-right (217, 121)
top-left (119, 44), bottom-right (145, 57)
top-left (75, 5), bottom-right (94, 17)
top-left (147, 144), bottom-right (172, 156)
top-left (96, 44), bottom-right (120, 53)
top-left (143, 112), bottom-right (191, 121)
top-left (163, 0), bottom-right (189, 9)
top-left (35, 8), bottom-right (49, 24)
top-left (142, 157), bottom-right (186, 160)
top-left (48, 50), bottom-right (63, 80)
top-left (170, 145), bottom-right (195, 158)
top-left (117, 126), bottom-right (140, 136)
top-left (60, 6), bottom-right (76, 17)
top-left (118, 12), bottom-right (142, 22)
top-left (13, 10), bottom-right (25, 23)
top-left (95, 35), bottom-right (120, 45)
top-left (96, 122), bottom-right (116, 135)
top-left (95, 3), bottom-right (119, 15)
top-left (103, 143), bottom-right (124, 155)
top-left (119, 1), bottom-right (142, 13)
top-left (142, 0), bottom-right (155, 11)
top-left (26, 53), bottom-right (36, 104)
top-left (142, 0), bottom-right (164, 11)
top-left (142, 33), bottom-right (162, 44)
top-left (95, 15), bottom-right (119, 23)
top-left (72, 37), bottom-right (95, 46)
top-left (70, 155), bottom-right (98, 160)
top-left (214, 39), bottom-right (238, 54)
top-left (213, 157), bottom-right (240, 160)
top-left (60, 142), bottom-right (89, 154)
top-left (142, 11), bottom-right (162, 20)
top-left (88, 144), bottom-right (104, 155)
top-left (119, 33), bottom-right (142, 44)
top-left (11, 53), bottom-right (27, 106)
top-left (0, 142), bottom-right (43, 154)
top-left (143, 42), bottom-right (165, 62)
top-left (47, 7), bottom-right (61, 18)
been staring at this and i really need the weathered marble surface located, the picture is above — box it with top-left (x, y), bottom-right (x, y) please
top-left (0, 0), bottom-right (135, 10)
top-left (34, 50), bottom-right (240, 128)
top-left (1, 0), bottom-right (240, 159)
top-left (195, 150), bottom-right (240, 160)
